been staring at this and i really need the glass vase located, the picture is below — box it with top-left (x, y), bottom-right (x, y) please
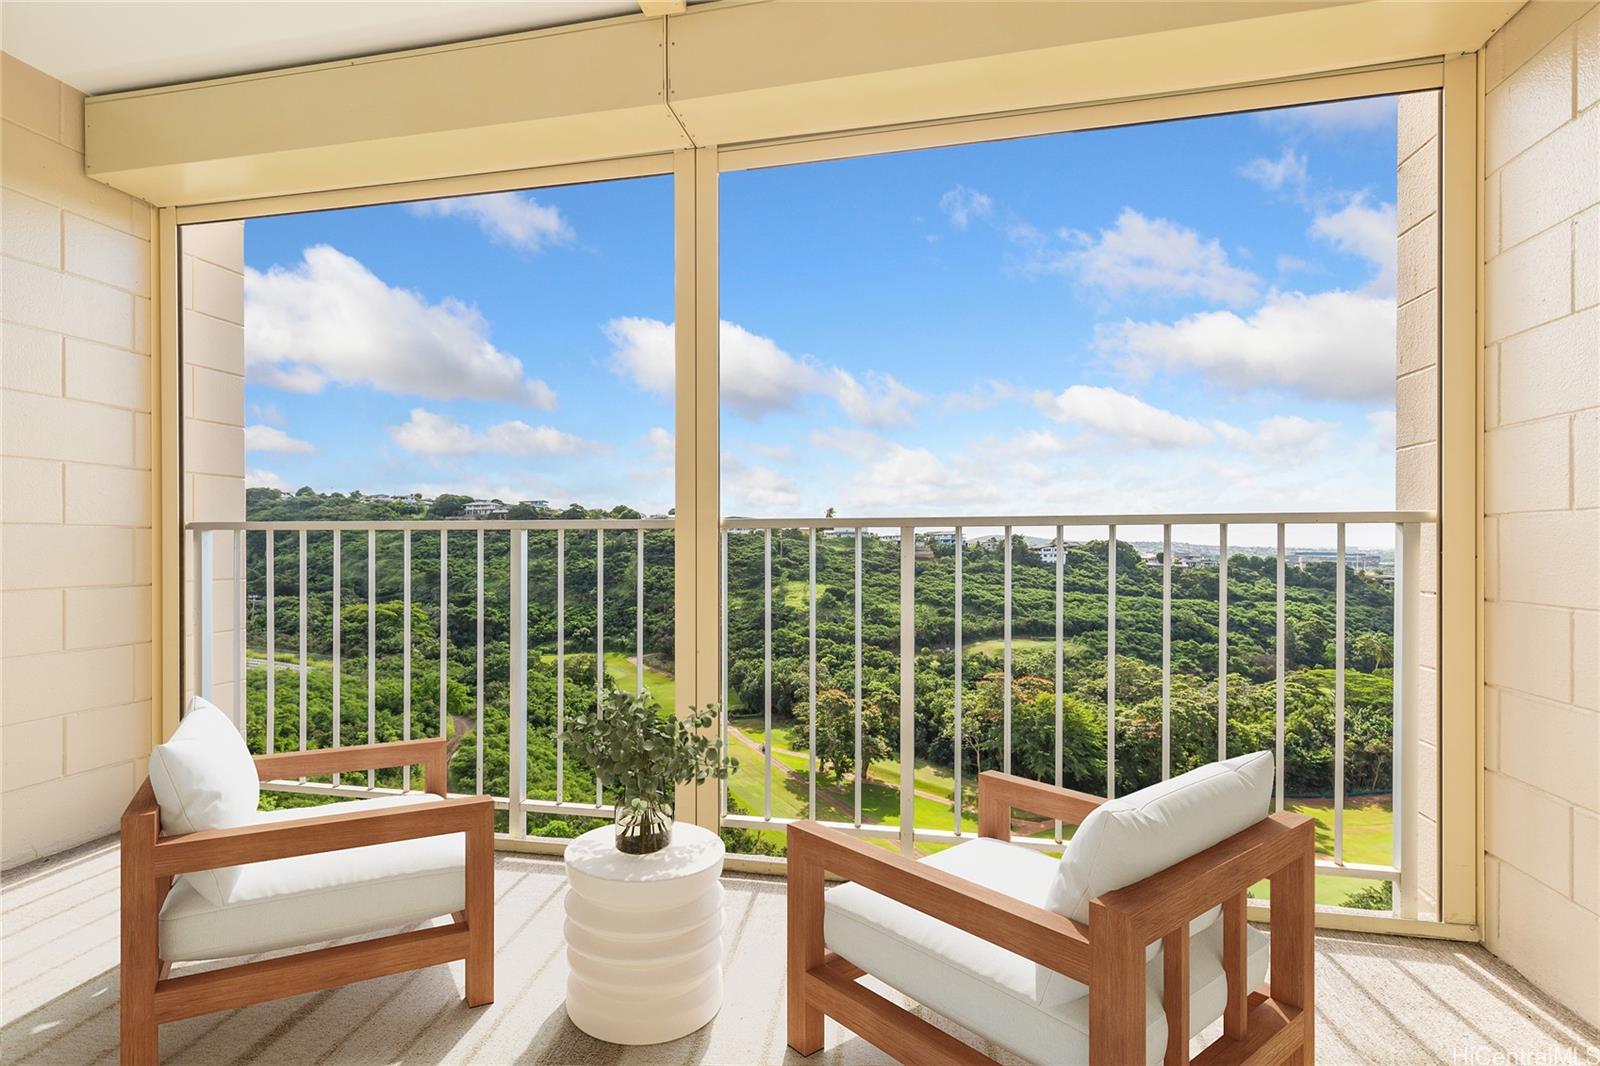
top-left (613, 789), bottom-right (674, 855)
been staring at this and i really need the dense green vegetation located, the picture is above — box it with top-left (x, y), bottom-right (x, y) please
top-left (240, 487), bottom-right (1398, 903)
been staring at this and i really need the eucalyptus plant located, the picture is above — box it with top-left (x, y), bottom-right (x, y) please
top-left (566, 691), bottom-right (735, 853)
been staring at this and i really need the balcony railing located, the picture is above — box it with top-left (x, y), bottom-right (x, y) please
top-left (189, 508), bottom-right (1432, 917)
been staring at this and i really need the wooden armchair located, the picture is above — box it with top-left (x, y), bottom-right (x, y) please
top-left (120, 737), bottom-right (494, 1066)
top-left (787, 768), bottom-right (1314, 1066)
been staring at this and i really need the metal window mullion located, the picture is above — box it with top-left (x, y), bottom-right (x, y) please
top-left (763, 528), bottom-right (773, 821)
top-left (510, 530), bottom-right (527, 837)
top-left (1107, 525), bottom-right (1117, 799)
top-left (1162, 524), bottom-right (1172, 781)
top-left (1218, 522), bottom-right (1228, 762)
top-left (1335, 523), bottom-right (1346, 865)
top-left (1276, 524), bottom-right (1287, 812)
top-left (898, 527), bottom-right (915, 855)
top-left (1003, 526), bottom-right (1012, 776)
top-left (367, 529), bottom-right (377, 788)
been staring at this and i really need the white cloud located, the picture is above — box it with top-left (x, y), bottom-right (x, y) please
top-left (246, 245), bottom-right (555, 407)
top-left (939, 186), bottom-right (993, 229)
top-left (1035, 384), bottom-right (1215, 448)
top-left (1311, 194), bottom-right (1397, 296)
top-left (407, 191), bottom-right (572, 253)
top-left (387, 408), bottom-right (587, 457)
top-left (244, 424), bottom-right (315, 454)
top-left (1099, 288), bottom-right (1397, 402)
top-left (604, 317), bottom-right (922, 426)
top-left (1053, 209), bottom-right (1260, 307)
top-left (1366, 409), bottom-right (1397, 450)
top-left (1239, 148), bottom-right (1308, 193)
top-left (1260, 96), bottom-right (1397, 134)
top-left (644, 426), bottom-right (674, 463)
top-left (723, 453), bottom-right (801, 511)
top-left (246, 468), bottom-right (289, 491)
top-left (1214, 414), bottom-right (1338, 455)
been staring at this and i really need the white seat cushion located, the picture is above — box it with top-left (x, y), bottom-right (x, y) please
top-left (1039, 751), bottom-right (1274, 1006)
top-left (159, 793), bottom-right (465, 962)
top-left (824, 837), bottom-right (1269, 1066)
top-left (147, 697), bottom-right (261, 906)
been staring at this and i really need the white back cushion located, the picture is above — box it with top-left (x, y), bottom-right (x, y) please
top-left (148, 697), bottom-right (260, 905)
top-left (1036, 751), bottom-right (1274, 1006)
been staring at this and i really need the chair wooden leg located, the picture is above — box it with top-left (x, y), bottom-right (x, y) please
top-left (786, 850), bottom-right (825, 1056)
top-left (1270, 847), bottom-right (1315, 1065)
top-left (1089, 903), bottom-right (1146, 1066)
top-left (464, 808), bottom-right (494, 1008)
top-left (121, 813), bottom-right (159, 1066)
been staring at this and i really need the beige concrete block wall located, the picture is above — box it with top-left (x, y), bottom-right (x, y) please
top-left (179, 221), bottom-right (246, 721)
top-left (1480, 0), bottom-right (1600, 1027)
top-left (1, 53), bottom-right (155, 867)
top-left (1395, 90), bottom-right (1443, 920)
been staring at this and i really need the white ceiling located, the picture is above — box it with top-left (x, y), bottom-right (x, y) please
top-left (0, 1), bottom-right (640, 95)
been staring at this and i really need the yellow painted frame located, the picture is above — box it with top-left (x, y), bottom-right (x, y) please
top-left (144, 50), bottom-right (1481, 932)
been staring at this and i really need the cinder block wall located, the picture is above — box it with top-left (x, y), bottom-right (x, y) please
top-left (1395, 92), bottom-right (1443, 921)
top-left (180, 222), bottom-right (247, 721)
top-left (1480, 0), bottom-right (1599, 1027)
top-left (1, 53), bottom-right (156, 867)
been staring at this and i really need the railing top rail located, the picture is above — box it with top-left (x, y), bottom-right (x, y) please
top-left (719, 510), bottom-right (1437, 529)
top-left (190, 510), bottom-right (1437, 533)
top-left (187, 518), bottom-right (675, 532)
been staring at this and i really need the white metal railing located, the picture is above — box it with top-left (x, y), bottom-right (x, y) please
top-left (189, 508), bottom-right (1432, 916)
top-left (189, 518), bottom-right (672, 839)
top-left (716, 510), bottom-right (1432, 918)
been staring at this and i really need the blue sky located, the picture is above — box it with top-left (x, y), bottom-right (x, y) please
top-left (236, 94), bottom-right (1407, 543)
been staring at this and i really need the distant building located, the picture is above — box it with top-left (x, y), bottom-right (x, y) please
top-left (923, 531), bottom-right (958, 547)
top-left (522, 499), bottom-right (550, 509)
top-left (461, 500), bottom-right (509, 519)
top-left (1036, 543), bottom-right (1061, 565)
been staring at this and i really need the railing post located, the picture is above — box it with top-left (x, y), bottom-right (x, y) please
top-left (1396, 520), bottom-right (1421, 919)
top-left (510, 529), bottom-right (528, 838)
top-left (193, 529), bottom-right (213, 705)
top-left (899, 526), bottom-right (915, 854)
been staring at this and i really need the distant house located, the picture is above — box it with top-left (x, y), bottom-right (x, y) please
top-left (1036, 543), bottom-right (1061, 565)
top-left (461, 500), bottom-right (510, 519)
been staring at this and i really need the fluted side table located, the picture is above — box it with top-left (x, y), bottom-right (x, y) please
top-left (562, 822), bottom-right (725, 1045)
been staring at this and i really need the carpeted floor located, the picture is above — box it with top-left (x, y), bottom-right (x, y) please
top-left (3, 839), bottom-right (1596, 1065)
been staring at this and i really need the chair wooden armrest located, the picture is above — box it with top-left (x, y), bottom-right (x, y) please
top-left (151, 795), bottom-right (494, 876)
top-left (787, 820), bottom-right (1090, 981)
top-left (976, 770), bottom-right (1104, 838)
top-left (252, 737), bottom-right (449, 795)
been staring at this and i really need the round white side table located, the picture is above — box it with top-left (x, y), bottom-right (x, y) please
top-left (562, 822), bottom-right (725, 1045)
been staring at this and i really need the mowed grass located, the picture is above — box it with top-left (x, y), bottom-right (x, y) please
top-left (732, 718), bottom-right (962, 803)
top-left (726, 715), bottom-right (976, 854)
top-left (961, 637), bottom-right (1057, 658)
top-left (537, 651), bottom-right (677, 709)
top-left (1248, 797), bottom-right (1395, 907)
